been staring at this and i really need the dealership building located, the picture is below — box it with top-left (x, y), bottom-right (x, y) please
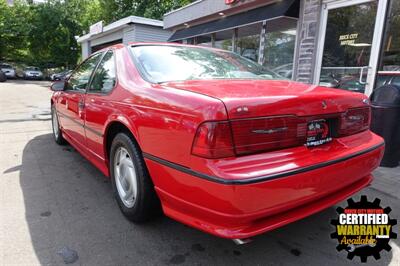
top-left (164, 0), bottom-right (399, 97)
top-left (77, 16), bottom-right (171, 59)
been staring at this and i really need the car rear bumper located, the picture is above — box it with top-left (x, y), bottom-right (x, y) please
top-left (145, 131), bottom-right (384, 239)
top-left (25, 75), bottom-right (43, 79)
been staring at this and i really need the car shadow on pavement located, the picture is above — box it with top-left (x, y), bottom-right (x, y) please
top-left (16, 133), bottom-right (396, 265)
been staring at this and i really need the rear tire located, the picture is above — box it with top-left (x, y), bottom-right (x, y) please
top-left (51, 105), bottom-right (66, 145)
top-left (110, 133), bottom-right (161, 222)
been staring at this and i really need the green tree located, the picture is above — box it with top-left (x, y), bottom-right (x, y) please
top-left (0, 0), bottom-right (194, 69)
top-left (0, 0), bottom-right (30, 62)
top-left (27, 1), bottom-right (79, 68)
top-left (79, 0), bottom-right (103, 31)
top-left (98, 0), bottom-right (193, 23)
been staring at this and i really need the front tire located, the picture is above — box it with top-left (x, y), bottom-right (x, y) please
top-left (110, 133), bottom-right (161, 222)
top-left (51, 105), bottom-right (66, 145)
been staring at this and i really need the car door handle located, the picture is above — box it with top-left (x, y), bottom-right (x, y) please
top-left (78, 101), bottom-right (85, 109)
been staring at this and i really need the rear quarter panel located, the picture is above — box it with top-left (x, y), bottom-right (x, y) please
top-left (106, 47), bottom-right (228, 165)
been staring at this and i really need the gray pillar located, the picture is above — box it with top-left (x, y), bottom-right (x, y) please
top-left (294, 0), bottom-right (322, 84)
top-left (232, 28), bottom-right (238, 53)
top-left (258, 20), bottom-right (267, 65)
top-left (211, 33), bottom-right (216, 47)
top-left (81, 41), bottom-right (91, 60)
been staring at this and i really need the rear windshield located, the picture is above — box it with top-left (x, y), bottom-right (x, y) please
top-left (0, 64), bottom-right (12, 69)
top-left (130, 45), bottom-right (284, 83)
top-left (26, 67), bottom-right (40, 71)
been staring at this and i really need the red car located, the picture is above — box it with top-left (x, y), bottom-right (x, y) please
top-left (50, 43), bottom-right (384, 242)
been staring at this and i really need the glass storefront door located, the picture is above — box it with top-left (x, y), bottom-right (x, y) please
top-left (315, 0), bottom-right (388, 96)
top-left (377, 0), bottom-right (400, 88)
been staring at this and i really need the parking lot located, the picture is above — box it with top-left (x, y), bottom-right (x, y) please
top-left (0, 80), bottom-right (399, 265)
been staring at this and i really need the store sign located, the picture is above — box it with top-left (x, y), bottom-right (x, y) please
top-left (90, 21), bottom-right (103, 35)
top-left (339, 33), bottom-right (359, 46)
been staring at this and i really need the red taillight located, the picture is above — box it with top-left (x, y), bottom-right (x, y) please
top-left (230, 116), bottom-right (307, 155)
top-left (192, 108), bottom-right (371, 159)
top-left (191, 121), bottom-right (235, 159)
top-left (339, 107), bottom-right (371, 136)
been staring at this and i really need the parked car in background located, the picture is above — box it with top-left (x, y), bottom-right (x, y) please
top-left (23, 66), bottom-right (43, 80)
top-left (63, 70), bottom-right (73, 80)
top-left (50, 43), bottom-right (384, 241)
top-left (0, 63), bottom-right (16, 79)
top-left (50, 70), bottom-right (72, 81)
top-left (322, 69), bottom-right (400, 94)
top-left (0, 70), bottom-right (7, 82)
top-left (272, 63), bottom-right (293, 79)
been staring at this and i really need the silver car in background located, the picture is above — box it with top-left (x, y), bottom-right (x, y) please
top-left (0, 63), bottom-right (16, 78)
top-left (23, 67), bottom-right (43, 80)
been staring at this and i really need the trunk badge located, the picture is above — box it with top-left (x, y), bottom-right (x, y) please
top-left (252, 127), bottom-right (288, 134)
top-left (322, 101), bottom-right (327, 109)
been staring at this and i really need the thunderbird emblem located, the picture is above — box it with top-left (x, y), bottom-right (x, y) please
top-left (252, 127), bottom-right (288, 134)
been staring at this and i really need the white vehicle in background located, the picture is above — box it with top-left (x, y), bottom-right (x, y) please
top-left (0, 63), bottom-right (16, 79)
top-left (23, 66), bottom-right (43, 80)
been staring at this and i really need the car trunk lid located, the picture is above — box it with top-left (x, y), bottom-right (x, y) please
top-left (162, 79), bottom-right (370, 156)
top-left (161, 79), bottom-right (368, 119)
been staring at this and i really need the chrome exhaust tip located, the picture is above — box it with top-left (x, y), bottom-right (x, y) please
top-left (232, 238), bottom-right (252, 245)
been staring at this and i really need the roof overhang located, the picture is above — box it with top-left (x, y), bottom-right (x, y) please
top-left (77, 16), bottom-right (164, 43)
top-left (164, 0), bottom-right (279, 30)
top-left (168, 0), bottom-right (299, 42)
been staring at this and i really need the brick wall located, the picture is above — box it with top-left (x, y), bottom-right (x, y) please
top-left (294, 0), bottom-right (322, 84)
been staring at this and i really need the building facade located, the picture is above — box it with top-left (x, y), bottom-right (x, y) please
top-left (164, 0), bottom-right (400, 97)
top-left (77, 16), bottom-right (172, 59)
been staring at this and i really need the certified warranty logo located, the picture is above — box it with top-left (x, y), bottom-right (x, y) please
top-left (331, 195), bottom-right (397, 262)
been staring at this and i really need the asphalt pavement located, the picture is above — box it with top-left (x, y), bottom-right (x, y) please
top-left (0, 80), bottom-right (399, 265)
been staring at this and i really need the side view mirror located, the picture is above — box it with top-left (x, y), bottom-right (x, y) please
top-left (51, 81), bottom-right (65, 91)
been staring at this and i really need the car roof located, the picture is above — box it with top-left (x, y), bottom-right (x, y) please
top-left (97, 42), bottom-right (228, 53)
top-left (129, 42), bottom-right (228, 52)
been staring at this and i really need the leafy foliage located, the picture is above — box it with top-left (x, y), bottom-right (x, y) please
top-left (0, 0), bottom-right (191, 69)
top-left (98, 0), bottom-right (193, 23)
top-left (0, 0), bottom-right (30, 63)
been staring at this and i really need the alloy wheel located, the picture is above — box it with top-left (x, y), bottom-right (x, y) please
top-left (114, 147), bottom-right (138, 208)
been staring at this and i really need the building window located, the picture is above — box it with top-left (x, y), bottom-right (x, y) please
top-left (262, 19), bottom-right (297, 79)
top-left (318, 2), bottom-right (377, 93)
top-left (214, 30), bottom-right (233, 51)
top-left (182, 19), bottom-right (298, 79)
top-left (197, 35), bottom-right (213, 47)
top-left (186, 38), bottom-right (196, 45)
top-left (236, 23), bottom-right (262, 62)
top-left (377, 0), bottom-right (400, 88)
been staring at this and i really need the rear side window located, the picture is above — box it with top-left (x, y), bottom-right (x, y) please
top-left (66, 53), bottom-right (102, 92)
top-left (89, 51), bottom-right (116, 93)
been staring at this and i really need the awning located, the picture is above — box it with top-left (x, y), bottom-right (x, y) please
top-left (168, 0), bottom-right (299, 42)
